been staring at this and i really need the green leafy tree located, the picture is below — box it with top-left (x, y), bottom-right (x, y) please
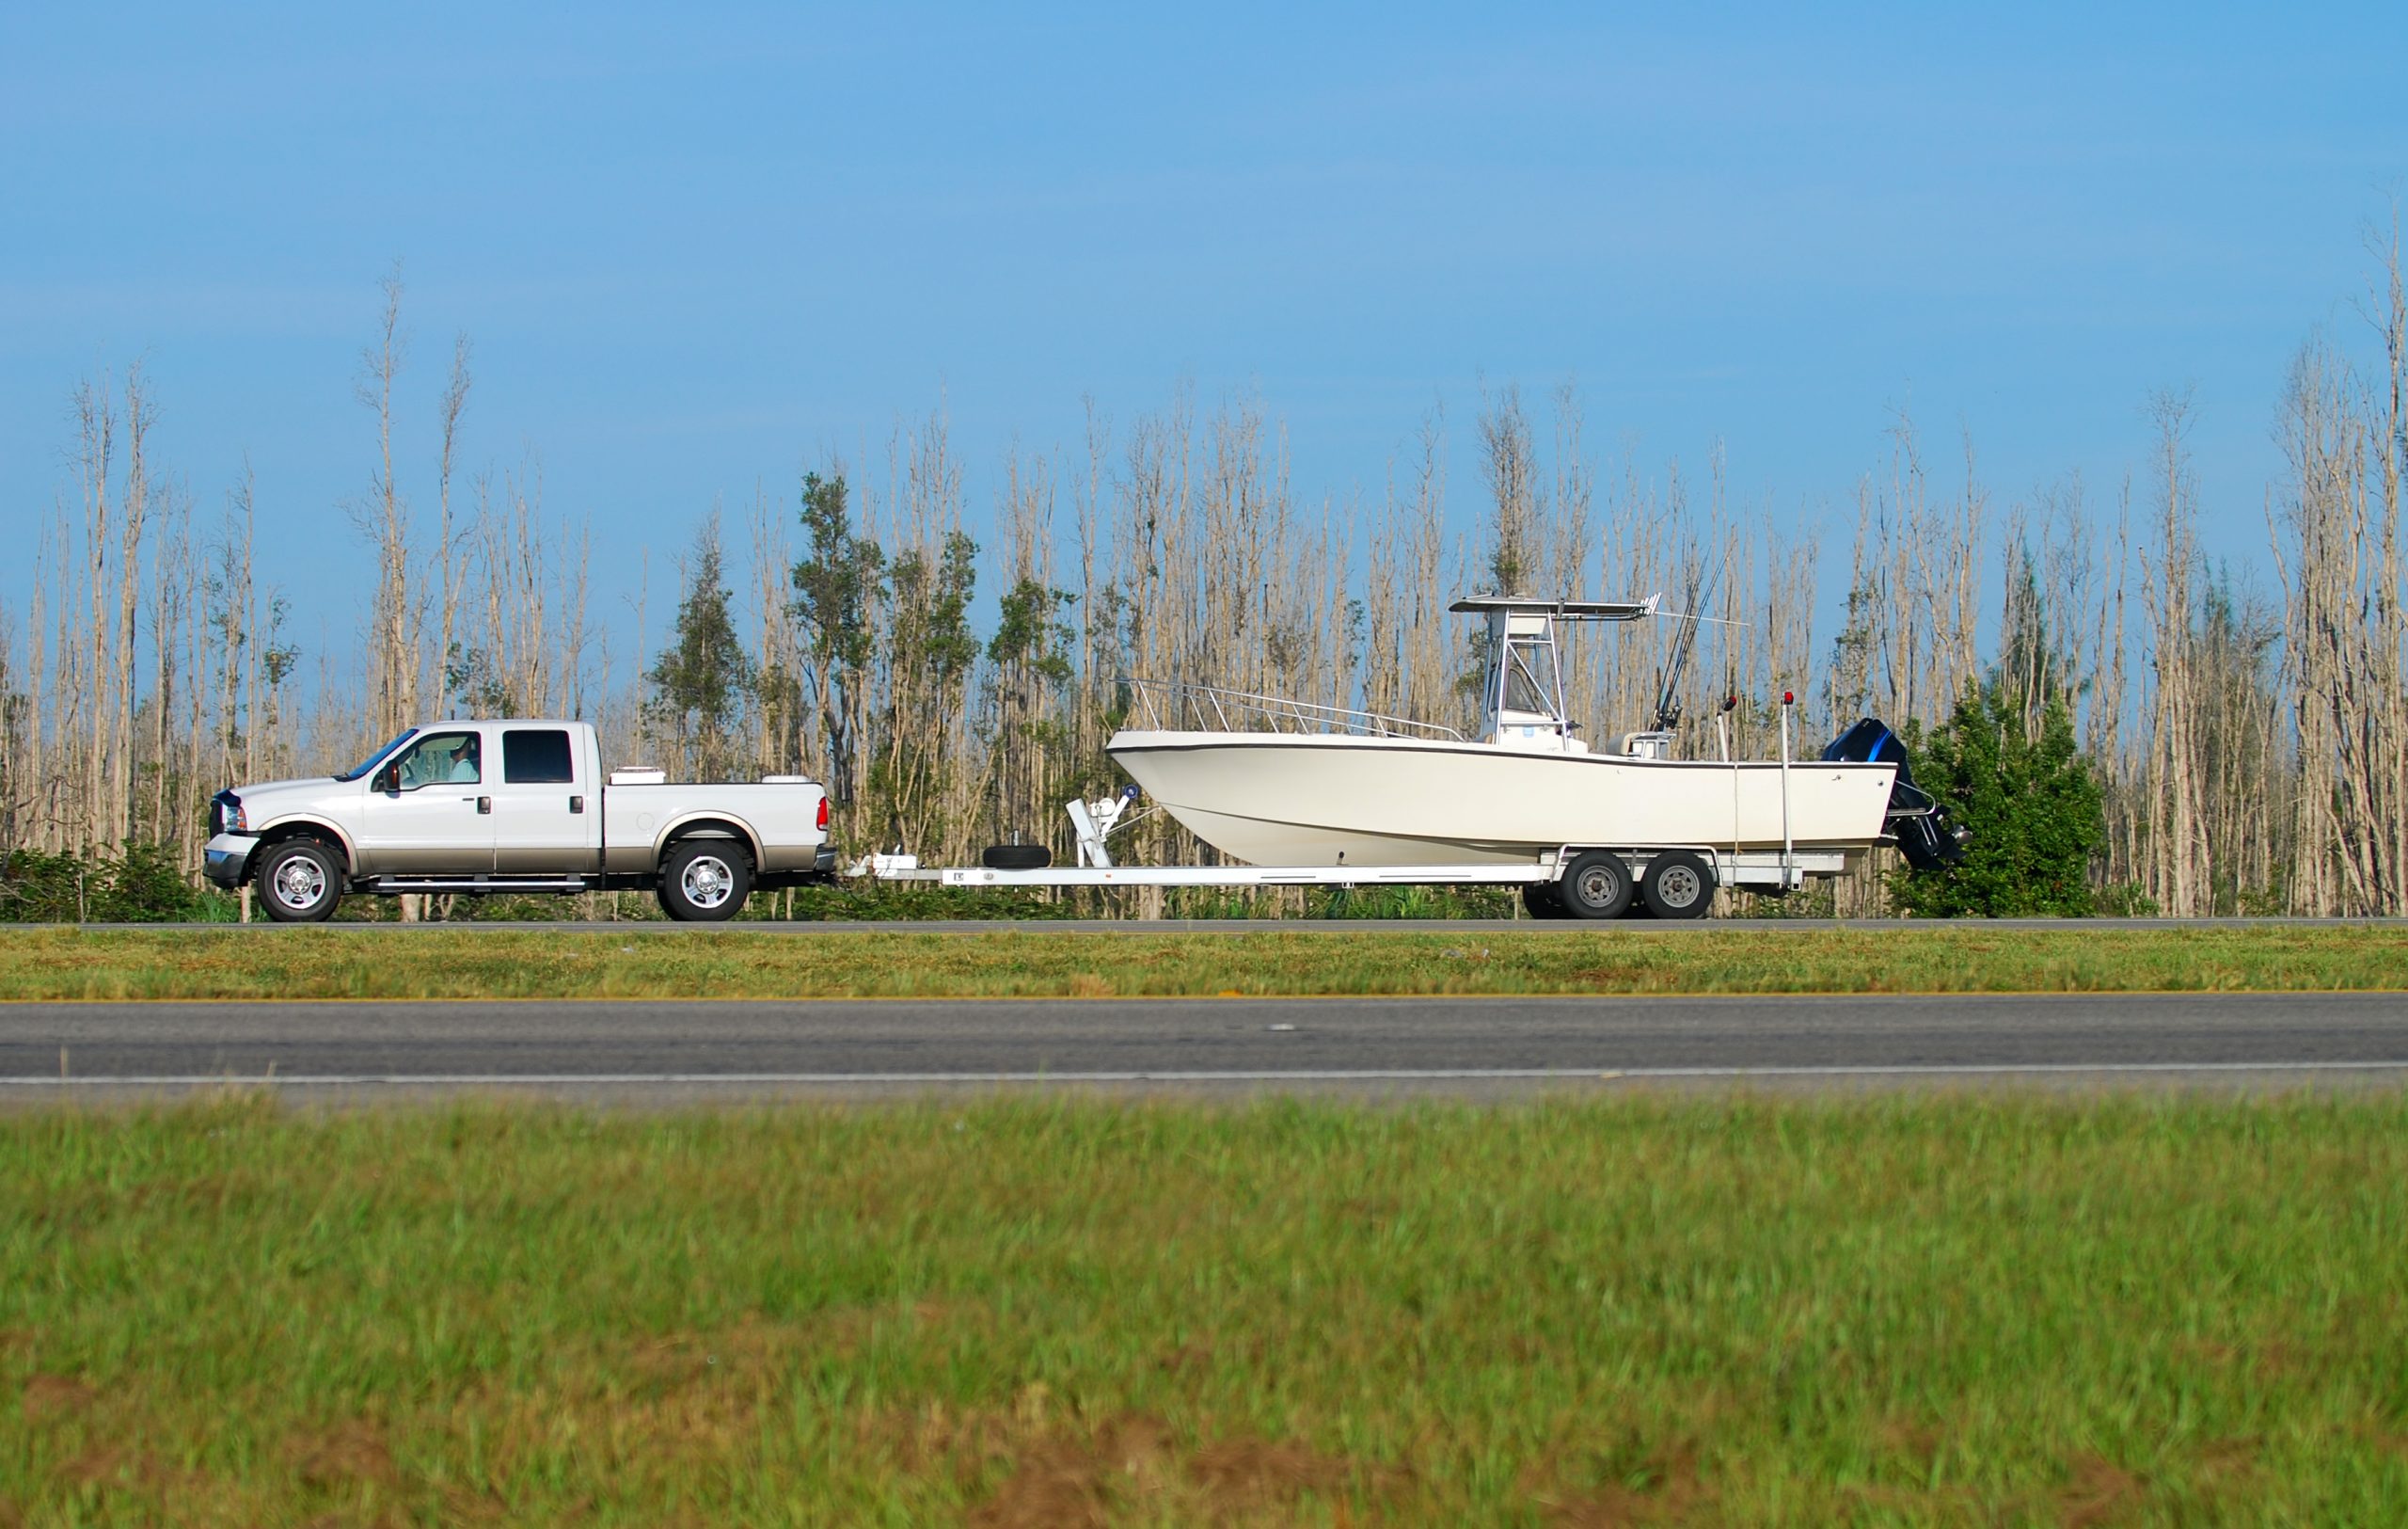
top-left (872, 531), bottom-right (979, 850)
top-left (1891, 680), bottom-right (2103, 916)
top-left (789, 471), bottom-right (883, 803)
top-left (644, 517), bottom-right (753, 779)
top-left (981, 575), bottom-right (1078, 838)
top-left (442, 642), bottom-right (510, 718)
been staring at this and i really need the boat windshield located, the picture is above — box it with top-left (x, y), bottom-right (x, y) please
top-left (1502, 653), bottom-right (1554, 715)
top-left (335, 728), bottom-right (418, 782)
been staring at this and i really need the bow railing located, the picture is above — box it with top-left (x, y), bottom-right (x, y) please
top-left (1118, 677), bottom-right (1465, 741)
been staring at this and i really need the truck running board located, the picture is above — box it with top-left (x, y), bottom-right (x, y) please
top-left (369, 877), bottom-right (594, 894)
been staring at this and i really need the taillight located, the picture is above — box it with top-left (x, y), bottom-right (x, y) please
top-left (816, 795), bottom-right (830, 831)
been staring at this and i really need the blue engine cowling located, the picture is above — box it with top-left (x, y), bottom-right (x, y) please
top-left (1822, 719), bottom-right (1966, 871)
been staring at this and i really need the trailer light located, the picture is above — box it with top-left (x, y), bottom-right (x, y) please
top-left (816, 795), bottom-right (830, 831)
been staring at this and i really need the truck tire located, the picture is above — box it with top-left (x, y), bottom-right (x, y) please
top-left (1640, 851), bottom-right (1717, 920)
top-left (1556, 851), bottom-right (1635, 920)
top-left (257, 840), bottom-right (343, 924)
top-left (658, 838), bottom-right (752, 922)
top-left (981, 843), bottom-right (1053, 870)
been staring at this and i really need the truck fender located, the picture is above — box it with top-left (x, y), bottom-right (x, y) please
top-left (248, 816), bottom-right (358, 874)
top-left (654, 813), bottom-right (764, 870)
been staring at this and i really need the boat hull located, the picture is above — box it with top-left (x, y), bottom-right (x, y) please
top-left (1106, 730), bottom-right (1899, 868)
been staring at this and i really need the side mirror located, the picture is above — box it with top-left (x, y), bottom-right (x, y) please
top-left (373, 763), bottom-right (399, 793)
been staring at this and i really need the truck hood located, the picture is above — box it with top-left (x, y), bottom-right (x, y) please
top-left (230, 776), bottom-right (360, 821)
top-left (232, 776), bottom-right (345, 802)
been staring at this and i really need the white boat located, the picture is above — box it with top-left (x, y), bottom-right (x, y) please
top-left (1106, 595), bottom-right (1926, 881)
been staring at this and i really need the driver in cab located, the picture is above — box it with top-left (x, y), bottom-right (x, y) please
top-left (400, 734), bottom-right (481, 788)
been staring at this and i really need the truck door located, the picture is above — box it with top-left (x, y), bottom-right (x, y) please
top-left (355, 727), bottom-right (495, 873)
top-left (490, 725), bottom-right (601, 873)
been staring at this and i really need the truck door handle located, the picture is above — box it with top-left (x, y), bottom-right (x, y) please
top-left (569, 796), bottom-right (584, 814)
top-left (477, 797), bottom-right (492, 815)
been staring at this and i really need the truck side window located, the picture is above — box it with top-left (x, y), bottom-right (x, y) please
top-left (396, 732), bottom-right (482, 788)
top-left (503, 729), bottom-right (575, 785)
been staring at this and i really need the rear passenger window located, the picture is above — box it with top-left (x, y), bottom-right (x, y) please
top-left (502, 729), bottom-right (575, 785)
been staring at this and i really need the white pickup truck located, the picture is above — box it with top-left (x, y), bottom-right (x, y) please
top-left (202, 720), bottom-right (835, 922)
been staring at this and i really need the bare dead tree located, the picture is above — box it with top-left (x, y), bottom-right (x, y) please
top-left (433, 335), bottom-right (472, 718)
top-left (352, 267), bottom-right (416, 744)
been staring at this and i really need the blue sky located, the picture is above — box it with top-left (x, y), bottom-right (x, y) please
top-left (4, 4), bottom-right (2403, 651)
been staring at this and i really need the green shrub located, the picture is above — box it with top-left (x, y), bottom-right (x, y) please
top-left (0, 841), bottom-right (231, 922)
top-left (1890, 683), bottom-right (2104, 917)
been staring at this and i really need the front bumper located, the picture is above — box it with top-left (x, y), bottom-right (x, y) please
top-left (203, 833), bottom-right (261, 889)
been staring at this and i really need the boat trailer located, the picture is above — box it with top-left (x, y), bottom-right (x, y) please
top-left (850, 691), bottom-right (1939, 917)
top-left (853, 785), bottom-right (1851, 917)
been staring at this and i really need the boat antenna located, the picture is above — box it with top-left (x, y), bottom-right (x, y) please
top-left (1650, 559), bottom-right (1723, 731)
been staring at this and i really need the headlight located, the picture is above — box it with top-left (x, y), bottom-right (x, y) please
top-left (214, 791), bottom-right (246, 834)
top-left (230, 799), bottom-right (247, 833)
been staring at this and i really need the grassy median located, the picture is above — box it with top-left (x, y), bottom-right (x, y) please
top-left (1, 923), bottom-right (2404, 1000)
top-left (7, 1093), bottom-right (2407, 1523)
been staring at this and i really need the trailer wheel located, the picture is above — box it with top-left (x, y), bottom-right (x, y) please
top-left (658, 839), bottom-right (752, 922)
top-left (256, 839), bottom-right (342, 923)
top-left (1557, 852), bottom-right (1635, 920)
top-left (1520, 882), bottom-right (1567, 919)
top-left (1640, 851), bottom-right (1717, 920)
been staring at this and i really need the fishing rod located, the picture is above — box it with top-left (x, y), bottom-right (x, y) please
top-left (1649, 561), bottom-right (1731, 731)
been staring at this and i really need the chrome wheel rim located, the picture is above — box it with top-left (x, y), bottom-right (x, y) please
top-left (273, 856), bottom-right (325, 910)
top-left (1657, 865), bottom-right (1703, 907)
top-left (681, 853), bottom-right (736, 909)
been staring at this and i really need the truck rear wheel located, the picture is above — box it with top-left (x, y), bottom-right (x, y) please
top-left (658, 839), bottom-right (752, 922)
top-left (257, 840), bottom-right (343, 923)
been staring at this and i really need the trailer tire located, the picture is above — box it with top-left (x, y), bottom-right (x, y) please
top-left (256, 839), bottom-right (343, 924)
top-left (1640, 851), bottom-right (1717, 920)
top-left (1557, 852), bottom-right (1636, 920)
top-left (1520, 882), bottom-right (1567, 919)
top-left (981, 844), bottom-right (1053, 870)
top-left (658, 838), bottom-right (752, 922)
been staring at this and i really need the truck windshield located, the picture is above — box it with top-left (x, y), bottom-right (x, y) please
top-left (335, 728), bottom-right (418, 782)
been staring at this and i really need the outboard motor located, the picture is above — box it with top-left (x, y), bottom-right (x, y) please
top-left (1823, 718), bottom-right (1966, 871)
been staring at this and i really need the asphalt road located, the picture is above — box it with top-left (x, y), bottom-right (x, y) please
top-left (7, 992), bottom-right (2407, 1099)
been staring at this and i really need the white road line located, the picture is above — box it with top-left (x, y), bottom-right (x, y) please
top-left (6, 1059), bottom-right (2408, 1086)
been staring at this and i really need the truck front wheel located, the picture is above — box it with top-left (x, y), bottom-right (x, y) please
top-left (257, 840), bottom-right (343, 923)
top-left (658, 839), bottom-right (752, 922)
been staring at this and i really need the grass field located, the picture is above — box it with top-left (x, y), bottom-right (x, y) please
top-left (2, 923), bottom-right (2405, 1001)
top-left (7, 1093), bottom-right (2406, 1524)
